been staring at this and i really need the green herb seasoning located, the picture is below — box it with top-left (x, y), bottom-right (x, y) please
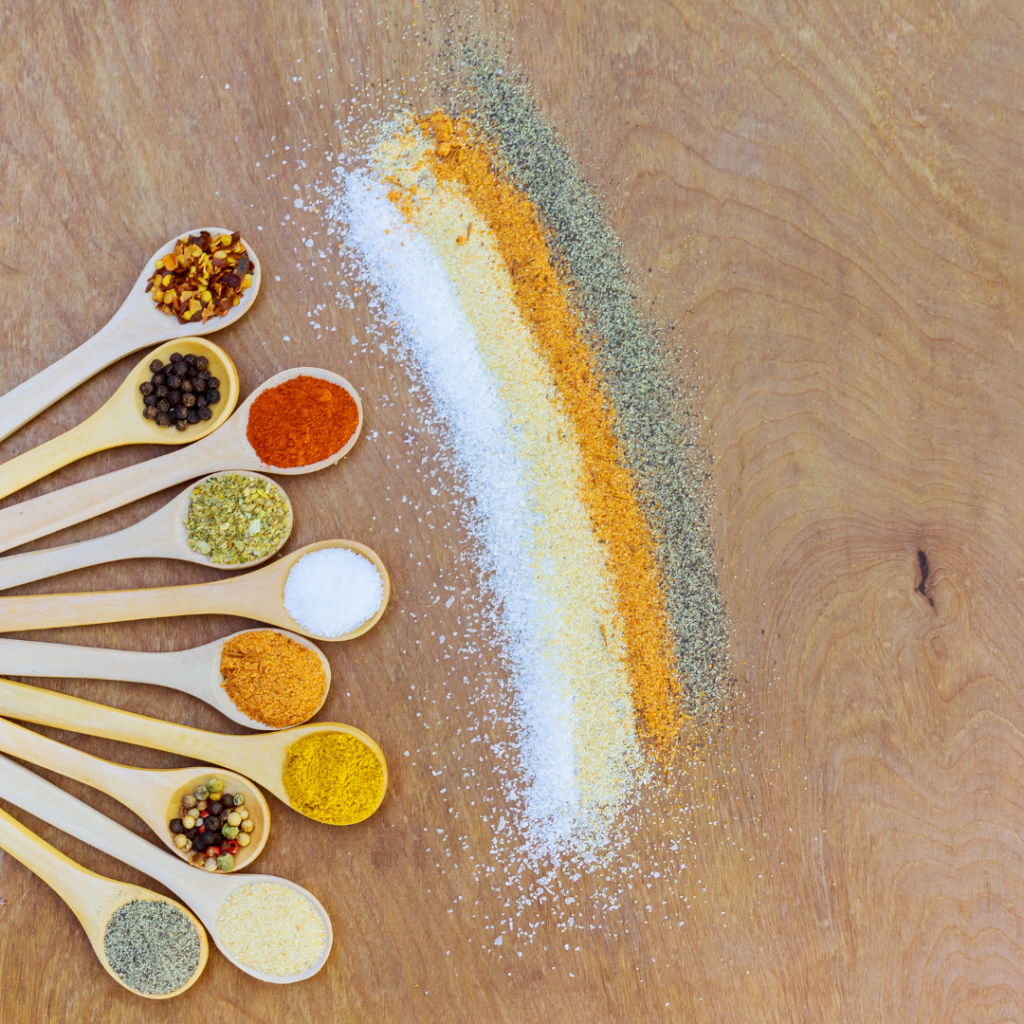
top-left (103, 900), bottom-right (201, 995)
top-left (185, 474), bottom-right (289, 565)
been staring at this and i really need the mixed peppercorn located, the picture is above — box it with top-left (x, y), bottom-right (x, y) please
top-left (146, 230), bottom-right (253, 324)
top-left (168, 777), bottom-right (256, 872)
top-left (139, 352), bottom-right (222, 430)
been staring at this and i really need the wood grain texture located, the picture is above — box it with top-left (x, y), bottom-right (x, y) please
top-left (1, 0), bottom-right (1022, 1020)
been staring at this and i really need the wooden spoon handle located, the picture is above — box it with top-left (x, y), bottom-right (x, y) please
top-left (0, 577), bottom-right (242, 632)
top-left (0, 799), bottom-right (100, 921)
top-left (0, 322), bottom-right (127, 445)
top-left (0, 638), bottom-right (187, 687)
top-left (0, 676), bottom-right (240, 767)
top-left (0, 441), bottom-right (225, 556)
top-left (0, 751), bottom-right (219, 903)
top-left (0, 519), bottom-right (158, 592)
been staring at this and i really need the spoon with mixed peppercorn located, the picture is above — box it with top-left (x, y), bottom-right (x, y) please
top-left (0, 800), bottom-right (209, 998)
top-left (0, 715), bottom-right (270, 872)
top-left (0, 228), bottom-right (260, 447)
top-left (0, 340), bottom-right (239, 503)
top-left (0, 471), bottom-right (293, 592)
top-left (0, 368), bottom-right (361, 556)
top-left (0, 626), bottom-right (331, 731)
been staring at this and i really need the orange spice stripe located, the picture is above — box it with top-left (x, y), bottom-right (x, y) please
top-left (416, 110), bottom-right (684, 750)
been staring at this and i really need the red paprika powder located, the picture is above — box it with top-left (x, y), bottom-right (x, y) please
top-left (246, 375), bottom-right (360, 468)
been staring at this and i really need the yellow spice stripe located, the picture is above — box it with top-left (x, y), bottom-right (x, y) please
top-left (415, 111), bottom-right (684, 751)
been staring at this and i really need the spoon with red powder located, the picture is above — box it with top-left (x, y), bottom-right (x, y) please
top-left (0, 369), bottom-right (362, 555)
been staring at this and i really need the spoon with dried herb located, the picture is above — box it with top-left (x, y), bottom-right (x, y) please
top-left (0, 471), bottom-right (293, 592)
top-left (0, 800), bottom-right (208, 998)
top-left (0, 227), bottom-right (261, 446)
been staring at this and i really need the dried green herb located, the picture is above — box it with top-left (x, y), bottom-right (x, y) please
top-left (185, 473), bottom-right (289, 565)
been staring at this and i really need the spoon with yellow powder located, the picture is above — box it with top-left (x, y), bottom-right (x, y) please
top-left (0, 227), bottom-right (261, 446)
top-left (0, 628), bottom-right (331, 731)
top-left (0, 676), bottom-right (387, 826)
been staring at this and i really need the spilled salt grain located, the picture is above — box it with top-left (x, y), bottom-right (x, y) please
top-left (284, 547), bottom-right (383, 637)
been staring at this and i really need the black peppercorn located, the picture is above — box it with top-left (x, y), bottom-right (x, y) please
top-left (206, 389), bottom-right (221, 405)
top-left (196, 356), bottom-right (209, 371)
top-left (198, 406), bottom-right (212, 421)
top-left (139, 382), bottom-right (153, 396)
top-left (186, 409), bottom-right (200, 424)
top-left (195, 395), bottom-right (208, 409)
top-left (169, 352), bottom-right (184, 364)
top-left (209, 800), bottom-right (223, 816)
top-left (168, 390), bottom-right (182, 405)
top-left (156, 413), bottom-right (171, 427)
top-left (149, 359), bottom-right (165, 374)
top-left (193, 378), bottom-right (207, 393)
top-left (206, 377), bottom-right (220, 390)
top-left (186, 364), bottom-right (198, 378)
top-left (143, 406), bottom-right (158, 420)
top-left (175, 419), bottom-right (188, 432)
top-left (170, 818), bottom-right (184, 834)
top-left (182, 393), bottom-right (196, 408)
top-left (152, 373), bottom-right (165, 386)
top-left (167, 375), bottom-right (182, 389)
top-left (156, 399), bottom-right (171, 413)
top-left (198, 368), bottom-right (211, 381)
top-left (180, 379), bottom-right (193, 393)
top-left (175, 405), bottom-right (187, 420)
top-left (155, 385), bottom-right (169, 399)
top-left (184, 353), bottom-right (197, 366)
top-left (143, 394), bottom-right (157, 407)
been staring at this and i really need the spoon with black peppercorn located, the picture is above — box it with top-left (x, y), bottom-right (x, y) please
top-left (0, 752), bottom-right (333, 984)
top-left (0, 368), bottom-right (361, 556)
top-left (0, 228), bottom-right (260, 446)
top-left (0, 471), bottom-right (293, 592)
top-left (0, 338), bottom-right (240, 502)
top-left (0, 715), bottom-right (270, 870)
top-left (0, 801), bottom-right (209, 998)
top-left (0, 627), bottom-right (331, 731)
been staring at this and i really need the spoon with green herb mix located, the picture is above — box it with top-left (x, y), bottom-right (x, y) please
top-left (0, 627), bottom-right (331, 731)
top-left (0, 800), bottom-right (208, 998)
top-left (0, 471), bottom-right (293, 592)
top-left (0, 228), bottom-right (260, 446)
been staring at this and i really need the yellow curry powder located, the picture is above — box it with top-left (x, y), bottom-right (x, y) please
top-left (220, 630), bottom-right (328, 729)
top-left (410, 111), bottom-right (683, 751)
top-left (282, 732), bottom-right (384, 825)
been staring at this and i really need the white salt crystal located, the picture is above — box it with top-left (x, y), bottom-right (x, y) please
top-left (284, 548), bottom-right (383, 637)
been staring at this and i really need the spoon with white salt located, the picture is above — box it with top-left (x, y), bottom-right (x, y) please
top-left (0, 472), bottom-right (294, 592)
top-left (0, 540), bottom-right (389, 643)
top-left (0, 228), bottom-right (261, 446)
top-left (0, 627), bottom-right (330, 731)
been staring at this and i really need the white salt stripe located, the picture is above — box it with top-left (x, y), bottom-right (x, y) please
top-left (374, 139), bottom-right (638, 829)
top-left (339, 171), bottom-right (581, 841)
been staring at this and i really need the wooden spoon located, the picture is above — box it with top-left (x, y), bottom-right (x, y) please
top-left (0, 801), bottom-right (208, 998)
top-left (0, 627), bottom-right (330, 731)
top-left (0, 472), bottom-right (294, 592)
top-left (0, 367), bottom-right (361, 555)
top-left (0, 228), bottom-right (260, 446)
top-left (0, 715), bottom-right (269, 870)
top-left (0, 676), bottom-right (388, 825)
top-left (0, 339), bottom-right (240, 503)
top-left (0, 753), bottom-right (332, 984)
top-left (0, 539), bottom-right (390, 643)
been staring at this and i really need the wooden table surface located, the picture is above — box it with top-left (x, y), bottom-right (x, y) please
top-left (3, 1), bottom-right (1023, 1020)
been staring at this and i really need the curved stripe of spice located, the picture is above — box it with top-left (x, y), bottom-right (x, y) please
top-left (415, 110), bottom-right (683, 751)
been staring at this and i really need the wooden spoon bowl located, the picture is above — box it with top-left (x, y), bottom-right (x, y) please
top-left (0, 227), bottom-right (260, 446)
top-left (0, 338), bottom-right (239, 503)
top-left (0, 801), bottom-right (208, 998)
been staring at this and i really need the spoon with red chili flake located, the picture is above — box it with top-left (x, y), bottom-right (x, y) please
top-left (0, 228), bottom-right (261, 446)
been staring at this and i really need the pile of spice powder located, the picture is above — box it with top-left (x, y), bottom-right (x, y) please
top-left (185, 474), bottom-right (290, 565)
top-left (103, 899), bottom-right (201, 995)
top-left (146, 231), bottom-right (252, 324)
top-left (216, 882), bottom-right (326, 976)
top-left (283, 731), bottom-right (384, 825)
top-left (219, 629), bottom-right (327, 728)
top-left (246, 375), bottom-right (359, 468)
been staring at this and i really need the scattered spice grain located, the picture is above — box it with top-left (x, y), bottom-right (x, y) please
top-left (246, 375), bottom-right (360, 468)
top-left (216, 882), bottom-right (326, 977)
top-left (103, 899), bottom-right (201, 995)
top-left (145, 231), bottom-right (253, 324)
top-left (219, 629), bottom-right (327, 728)
top-left (185, 474), bottom-right (290, 565)
top-left (282, 731), bottom-right (383, 825)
